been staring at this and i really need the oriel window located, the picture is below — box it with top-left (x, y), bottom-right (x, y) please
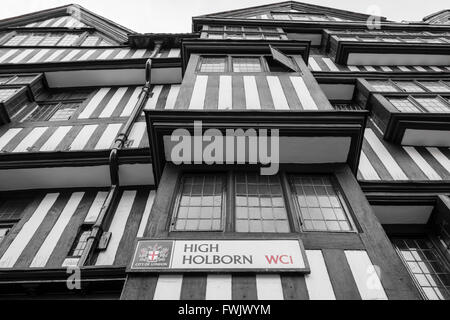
top-left (392, 237), bottom-right (450, 300)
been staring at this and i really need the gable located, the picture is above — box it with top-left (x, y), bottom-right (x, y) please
top-left (0, 5), bottom-right (133, 44)
top-left (423, 10), bottom-right (450, 24)
top-left (195, 1), bottom-right (384, 23)
top-left (22, 16), bottom-right (89, 29)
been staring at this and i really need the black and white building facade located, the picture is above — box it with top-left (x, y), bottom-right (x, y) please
top-left (0, 1), bottom-right (449, 300)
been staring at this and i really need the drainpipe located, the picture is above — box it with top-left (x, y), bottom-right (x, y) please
top-left (78, 41), bottom-right (162, 267)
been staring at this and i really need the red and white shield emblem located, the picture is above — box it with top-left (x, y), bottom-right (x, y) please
top-left (148, 250), bottom-right (160, 262)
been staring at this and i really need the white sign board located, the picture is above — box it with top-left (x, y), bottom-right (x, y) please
top-left (130, 239), bottom-right (309, 273)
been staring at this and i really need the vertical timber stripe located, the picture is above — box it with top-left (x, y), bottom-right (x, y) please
top-left (45, 50), bottom-right (64, 62)
top-left (99, 87), bottom-right (128, 118)
top-left (280, 275), bottom-right (309, 300)
top-left (79, 88), bottom-right (110, 119)
top-left (121, 87), bottom-right (142, 117)
top-left (267, 76), bottom-right (289, 110)
top-left (30, 192), bottom-right (85, 268)
top-left (136, 191), bottom-right (156, 237)
top-left (365, 129), bottom-right (408, 180)
top-left (243, 76), bottom-right (261, 109)
top-left (290, 76), bottom-right (318, 110)
top-left (61, 49), bottom-right (80, 62)
top-left (69, 125), bottom-right (98, 151)
top-left (427, 147), bottom-right (450, 174)
top-left (168, 48), bottom-right (181, 58)
top-left (127, 122), bottom-right (146, 148)
top-left (0, 193), bottom-right (59, 268)
top-left (98, 49), bottom-right (115, 60)
top-left (132, 49), bottom-right (147, 59)
top-left (28, 49), bottom-right (50, 63)
top-left (10, 49), bottom-right (34, 63)
top-left (256, 274), bottom-right (284, 300)
top-left (189, 75), bottom-right (208, 109)
top-left (308, 57), bottom-right (321, 71)
top-left (165, 85), bottom-right (180, 110)
top-left (78, 49), bottom-right (96, 61)
top-left (359, 151), bottom-right (380, 180)
top-left (95, 123), bottom-right (122, 150)
top-left (403, 147), bottom-right (442, 180)
top-left (304, 250), bottom-right (336, 300)
top-left (218, 75), bottom-right (232, 110)
top-left (414, 66), bottom-right (426, 72)
top-left (145, 85), bottom-right (163, 110)
top-left (84, 191), bottom-right (109, 223)
top-left (95, 191), bottom-right (136, 265)
top-left (206, 274), bottom-right (232, 300)
top-left (13, 127), bottom-right (47, 152)
top-left (322, 58), bottom-right (339, 71)
top-left (153, 275), bottom-right (183, 300)
top-left (114, 49), bottom-right (131, 59)
top-left (0, 49), bottom-right (19, 63)
top-left (322, 249), bottom-right (362, 300)
top-left (345, 251), bottom-right (388, 300)
top-left (40, 126), bottom-right (72, 151)
top-left (0, 128), bottom-right (22, 150)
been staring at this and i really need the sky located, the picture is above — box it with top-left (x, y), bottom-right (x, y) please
top-left (0, 0), bottom-right (448, 33)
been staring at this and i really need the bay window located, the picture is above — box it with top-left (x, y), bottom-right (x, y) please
top-left (170, 171), bottom-right (356, 234)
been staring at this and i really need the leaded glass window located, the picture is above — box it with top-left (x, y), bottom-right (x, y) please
top-left (290, 175), bottom-right (354, 232)
top-left (172, 174), bottom-right (224, 231)
top-left (235, 173), bottom-right (290, 233)
top-left (392, 237), bottom-right (450, 300)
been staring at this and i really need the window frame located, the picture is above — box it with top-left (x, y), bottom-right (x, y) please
top-left (168, 169), bottom-right (358, 235)
top-left (391, 234), bottom-right (450, 300)
top-left (169, 172), bottom-right (227, 232)
top-left (288, 174), bottom-right (358, 233)
top-left (197, 54), bottom-right (298, 74)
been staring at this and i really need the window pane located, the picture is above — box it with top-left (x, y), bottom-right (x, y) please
top-left (172, 174), bottom-right (224, 231)
top-left (0, 88), bottom-right (19, 102)
top-left (81, 36), bottom-right (100, 46)
top-left (24, 103), bottom-right (60, 121)
top-left (207, 33), bottom-right (223, 39)
top-left (272, 14), bottom-right (290, 20)
top-left (4, 35), bottom-right (27, 46)
top-left (39, 35), bottom-right (62, 46)
top-left (290, 14), bottom-right (310, 21)
top-left (58, 34), bottom-right (79, 46)
top-left (0, 227), bottom-right (10, 244)
top-left (199, 57), bottom-right (226, 72)
top-left (0, 197), bottom-right (30, 221)
top-left (69, 228), bottom-right (91, 257)
top-left (395, 81), bottom-right (425, 92)
top-left (415, 97), bottom-right (450, 113)
top-left (419, 82), bottom-right (450, 92)
top-left (22, 35), bottom-right (45, 46)
top-left (290, 175), bottom-right (354, 232)
top-left (392, 237), bottom-right (450, 300)
top-left (235, 173), bottom-right (290, 233)
top-left (226, 33), bottom-right (243, 40)
top-left (49, 103), bottom-right (78, 121)
top-left (232, 57), bottom-right (262, 72)
top-left (368, 80), bottom-right (398, 92)
top-left (388, 98), bottom-right (421, 113)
